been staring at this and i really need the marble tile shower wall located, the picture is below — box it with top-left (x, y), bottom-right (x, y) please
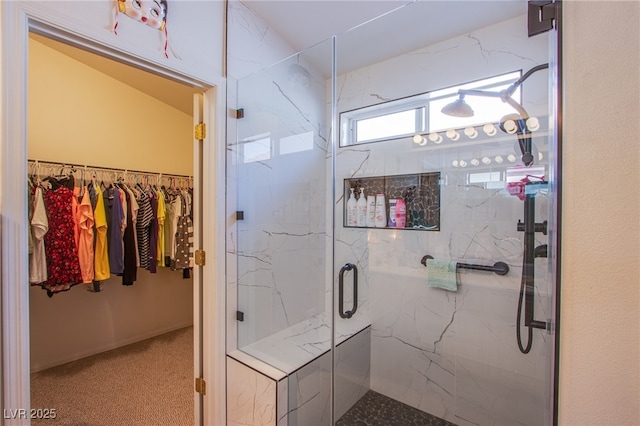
top-left (233, 57), bottom-right (331, 347)
top-left (226, 0), bottom-right (330, 349)
top-left (333, 15), bottom-right (552, 426)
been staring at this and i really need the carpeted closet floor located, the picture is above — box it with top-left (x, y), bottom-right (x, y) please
top-left (30, 326), bottom-right (194, 426)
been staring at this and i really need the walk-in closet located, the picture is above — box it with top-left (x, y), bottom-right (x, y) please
top-left (27, 32), bottom-right (199, 425)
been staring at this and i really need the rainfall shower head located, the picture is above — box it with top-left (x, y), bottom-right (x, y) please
top-left (440, 96), bottom-right (474, 117)
top-left (440, 64), bottom-right (548, 167)
top-left (441, 64), bottom-right (548, 120)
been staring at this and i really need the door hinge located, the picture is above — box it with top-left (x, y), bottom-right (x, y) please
top-left (195, 122), bottom-right (206, 140)
top-left (195, 250), bottom-right (206, 267)
top-left (528, 1), bottom-right (556, 37)
top-left (235, 108), bottom-right (245, 119)
top-left (195, 377), bottom-right (206, 395)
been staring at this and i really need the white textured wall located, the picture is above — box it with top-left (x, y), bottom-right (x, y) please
top-left (30, 270), bottom-right (194, 372)
top-left (18, 0), bottom-right (224, 84)
top-left (29, 37), bottom-right (193, 175)
top-left (560, 2), bottom-right (640, 425)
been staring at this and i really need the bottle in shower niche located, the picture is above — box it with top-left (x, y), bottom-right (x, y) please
top-left (356, 188), bottom-right (367, 227)
top-left (346, 187), bottom-right (357, 226)
top-left (374, 193), bottom-right (387, 227)
top-left (387, 199), bottom-right (397, 227)
top-left (366, 195), bottom-right (376, 227)
top-left (395, 198), bottom-right (407, 228)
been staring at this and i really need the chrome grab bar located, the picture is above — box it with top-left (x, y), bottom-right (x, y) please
top-left (420, 255), bottom-right (509, 275)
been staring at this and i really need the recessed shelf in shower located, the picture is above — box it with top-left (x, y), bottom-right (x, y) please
top-left (343, 172), bottom-right (441, 231)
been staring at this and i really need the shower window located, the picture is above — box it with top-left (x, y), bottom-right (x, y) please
top-left (340, 70), bottom-right (522, 147)
top-left (356, 108), bottom-right (424, 143)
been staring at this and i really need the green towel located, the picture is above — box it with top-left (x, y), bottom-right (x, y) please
top-left (426, 259), bottom-right (457, 291)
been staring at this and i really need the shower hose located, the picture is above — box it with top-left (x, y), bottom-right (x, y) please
top-left (516, 269), bottom-right (533, 354)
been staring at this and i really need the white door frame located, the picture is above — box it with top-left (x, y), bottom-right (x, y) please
top-left (201, 84), bottom-right (228, 426)
top-left (195, 87), bottom-right (228, 426)
top-left (0, 3), bottom-right (226, 425)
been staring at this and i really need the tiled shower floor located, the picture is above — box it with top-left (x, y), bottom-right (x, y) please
top-left (336, 390), bottom-right (457, 426)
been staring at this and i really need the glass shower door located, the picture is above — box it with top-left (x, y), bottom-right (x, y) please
top-left (229, 39), bottom-right (336, 425)
top-left (332, 2), bottom-right (559, 425)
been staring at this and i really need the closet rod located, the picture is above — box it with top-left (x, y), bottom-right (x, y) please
top-left (27, 159), bottom-right (192, 179)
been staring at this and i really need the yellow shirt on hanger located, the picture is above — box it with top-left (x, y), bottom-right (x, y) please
top-left (93, 185), bottom-right (111, 281)
top-left (156, 189), bottom-right (166, 267)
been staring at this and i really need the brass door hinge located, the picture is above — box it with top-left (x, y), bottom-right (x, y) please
top-left (195, 122), bottom-right (206, 140)
top-left (195, 250), bottom-right (206, 267)
top-left (195, 377), bottom-right (206, 395)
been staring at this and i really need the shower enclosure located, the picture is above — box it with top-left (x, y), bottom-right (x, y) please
top-left (226, 2), bottom-right (559, 425)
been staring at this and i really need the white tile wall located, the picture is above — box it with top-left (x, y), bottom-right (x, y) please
top-left (228, 328), bottom-right (371, 426)
top-left (227, 357), bottom-right (278, 426)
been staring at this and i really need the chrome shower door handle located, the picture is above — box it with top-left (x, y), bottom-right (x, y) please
top-left (338, 263), bottom-right (358, 319)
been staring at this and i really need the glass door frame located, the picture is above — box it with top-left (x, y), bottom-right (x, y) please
top-left (329, 3), bottom-right (562, 425)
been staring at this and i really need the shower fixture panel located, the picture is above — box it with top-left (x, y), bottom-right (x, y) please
top-left (516, 180), bottom-right (549, 354)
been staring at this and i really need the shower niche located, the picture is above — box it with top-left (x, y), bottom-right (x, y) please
top-left (343, 172), bottom-right (441, 230)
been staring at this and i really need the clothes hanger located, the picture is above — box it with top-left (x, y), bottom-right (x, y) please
top-left (28, 160), bottom-right (40, 185)
top-left (43, 165), bottom-right (63, 189)
top-left (79, 166), bottom-right (87, 197)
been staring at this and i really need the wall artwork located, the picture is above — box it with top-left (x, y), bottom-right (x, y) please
top-left (114, 0), bottom-right (177, 59)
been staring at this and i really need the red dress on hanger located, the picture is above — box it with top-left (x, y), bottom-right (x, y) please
top-left (41, 185), bottom-right (83, 295)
